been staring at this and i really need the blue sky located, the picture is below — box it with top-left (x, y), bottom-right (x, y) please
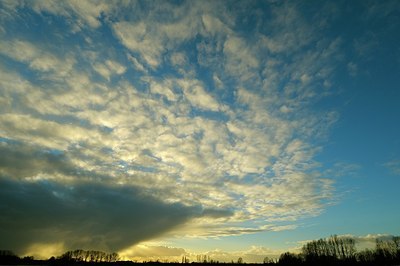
top-left (0, 0), bottom-right (399, 263)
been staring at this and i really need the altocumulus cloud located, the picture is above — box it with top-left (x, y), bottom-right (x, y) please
top-left (1, 0), bottom-right (340, 255)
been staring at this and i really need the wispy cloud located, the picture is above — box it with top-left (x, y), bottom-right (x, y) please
top-left (384, 159), bottom-right (400, 175)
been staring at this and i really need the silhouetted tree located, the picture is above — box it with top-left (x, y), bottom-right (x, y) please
top-left (374, 236), bottom-right (400, 265)
top-left (57, 249), bottom-right (120, 263)
top-left (278, 252), bottom-right (302, 265)
top-left (263, 256), bottom-right (274, 264)
top-left (301, 235), bottom-right (355, 263)
top-left (106, 252), bottom-right (119, 262)
top-left (356, 249), bottom-right (375, 265)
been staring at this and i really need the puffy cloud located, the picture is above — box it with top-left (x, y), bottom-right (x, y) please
top-left (111, 2), bottom-right (202, 68)
top-left (0, 40), bottom-right (75, 77)
top-left (93, 60), bottom-right (126, 80)
top-left (0, 114), bottom-right (106, 151)
top-left (120, 244), bottom-right (187, 262)
top-left (119, 243), bottom-right (285, 263)
top-left (202, 14), bottom-right (232, 36)
top-left (224, 36), bottom-right (259, 69)
top-left (202, 246), bottom-right (282, 263)
top-left (178, 79), bottom-right (220, 111)
top-left (112, 21), bottom-right (163, 68)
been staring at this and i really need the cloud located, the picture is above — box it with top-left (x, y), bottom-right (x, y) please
top-left (347, 62), bottom-right (358, 77)
top-left (24, 242), bottom-right (65, 260)
top-left (0, 40), bottom-right (75, 77)
top-left (0, 113), bottom-right (104, 150)
top-left (178, 79), bottom-right (220, 111)
top-left (112, 21), bottom-right (163, 68)
top-left (352, 234), bottom-right (396, 250)
top-left (30, 0), bottom-right (112, 31)
top-left (119, 242), bottom-right (285, 263)
top-left (224, 35), bottom-right (259, 71)
top-left (111, 2), bottom-right (202, 68)
top-left (0, 176), bottom-right (200, 255)
top-left (120, 244), bottom-right (187, 262)
top-left (127, 54), bottom-right (148, 73)
top-left (0, 139), bottom-right (74, 179)
top-left (383, 159), bottom-right (400, 175)
top-left (0, 0), bottom-right (347, 255)
top-left (200, 246), bottom-right (282, 263)
top-left (93, 59), bottom-right (127, 80)
top-left (201, 14), bottom-right (232, 36)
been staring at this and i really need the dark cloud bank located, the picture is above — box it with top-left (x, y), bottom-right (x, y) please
top-left (0, 176), bottom-right (200, 254)
top-left (0, 142), bottom-right (202, 254)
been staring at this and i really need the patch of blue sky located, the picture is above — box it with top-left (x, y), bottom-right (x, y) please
top-left (100, 147), bottom-right (113, 155)
top-left (131, 164), bottom-right (159, 174)
top-left (40, 148), bottom-right (64, 157)
top-left (0, 137), bottom-right (20, 145)
top-left (0, 54), bottom-right (43, 86)
top-left (189, 107), bottom-right (229, 122)
top-left (1, 8), bottom-right (48, 40)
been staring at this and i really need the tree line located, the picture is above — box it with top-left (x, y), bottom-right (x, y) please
top-left (58, 249), bottom-right (120, 263)
top-left (0, 249), bottom-right (120, 265)
top-left (1, 235), bottom-right (400, 266)
top-left (277, 235), bottom-right (400, 266)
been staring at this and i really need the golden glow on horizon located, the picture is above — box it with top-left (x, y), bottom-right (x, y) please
top-left (24, 242), bottom-right (65, 259)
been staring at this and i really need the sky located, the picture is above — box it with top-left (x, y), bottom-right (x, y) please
top-left (0, 0), bottom-right (399, 263)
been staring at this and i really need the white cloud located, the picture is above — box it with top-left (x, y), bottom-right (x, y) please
top-left (30, 0), bottom-right (112, 30)
top-left (112, 6), bottom-right (202, 68)
top-left (127, 54), bottom-right (147, 73)
top-left (0, 40), bottom-right (75, 77)
top-left (120, 244), bottom-right (186, 262)
top-left (224, 36), bottom-right (259, 80)
top-left (0, 113), bottom-right (105, 151)
top-left (148, 79), bottom-right (177, 102)
top-left (93, 59), bottom-right (126, 80)
top-left (202, 14), bottom-right (232, 36)
top-left (178, 79), bottom-right (220, 111)
top-left (170, 52), bottom-right (187, 66)
top-left (203, 245), bottom-right (283, 263)
top-left (113, 21), bottom-right (163, 68)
